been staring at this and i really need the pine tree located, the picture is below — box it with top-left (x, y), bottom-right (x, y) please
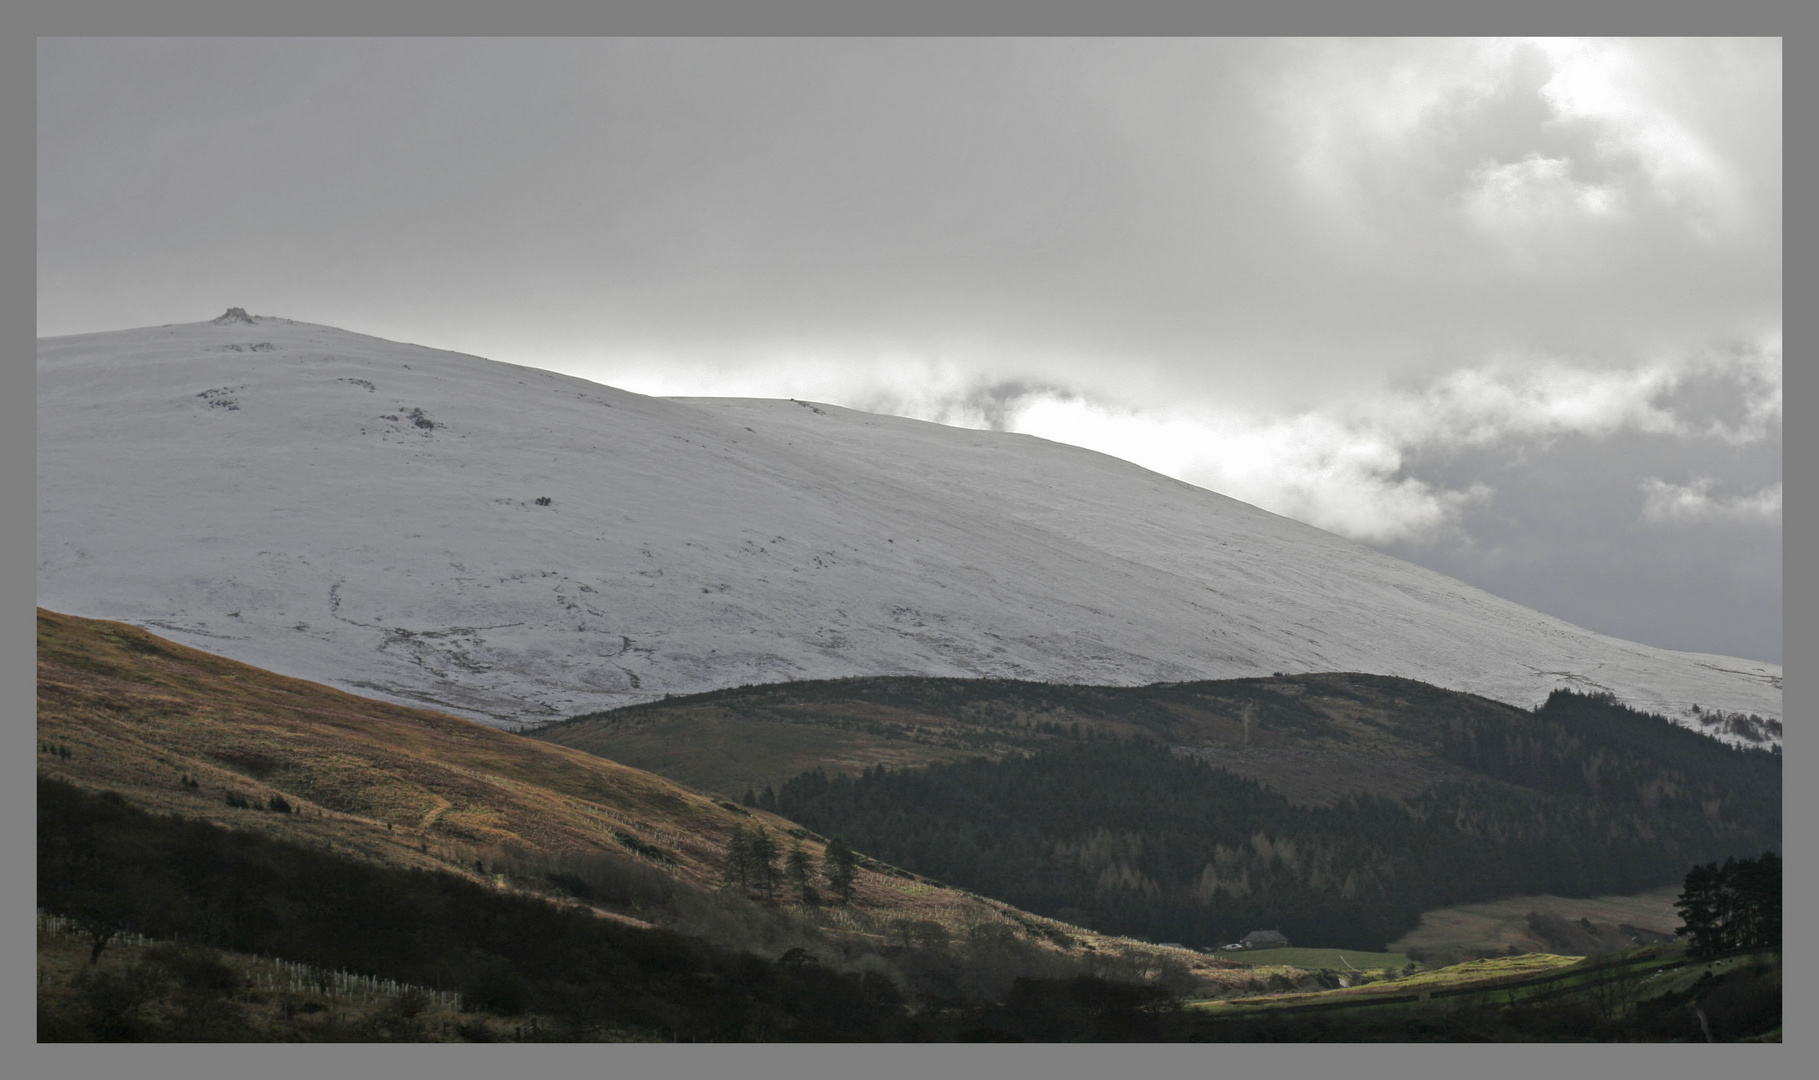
top-left (748, 827), bottom-right (781, 900)
top-left (786, 841), bottom-right (815, 898)
top-left (1734, 851), bottom-right (1782, 952)
top-left (723, 825), bottom-right (754, 889)
top-left (823, 836), bottom-right (858, 905)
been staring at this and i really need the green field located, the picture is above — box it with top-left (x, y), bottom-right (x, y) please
top-left (1181, 942), bottom-right (1781, 1040)
top-left (1386, 884), bottom-right (1682, 957)
top-left (1193, 952), bottom-right (1584, 1015)
top-left (1213, 946), bottom-right (1414, 971)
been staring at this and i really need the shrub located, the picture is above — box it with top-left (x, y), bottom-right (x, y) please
top-left (143, 943), bottom-right (240, 1002)
top-left (73, 964), bottom-right (166, 1040)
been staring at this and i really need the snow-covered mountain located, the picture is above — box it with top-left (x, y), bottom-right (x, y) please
top-left (37, 314), bottom-right (1782, 741)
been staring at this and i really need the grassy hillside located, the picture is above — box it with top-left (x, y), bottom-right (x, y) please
top-left (37, 607), bottom-right (764, 892)
top-left (530, 672), bottom-right (1521, 805)
top-left (33, 608), bottom-right (1260, 990)
top-left (35, 609), bottom-right (1053, 931)
top-left (1386, 886), bottom-right (1683, 965)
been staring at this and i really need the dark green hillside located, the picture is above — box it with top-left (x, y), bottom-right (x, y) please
top-left (724, 686), bottom-right (1780, 952)
top-left (539, 675), bottom-right (1779, 951)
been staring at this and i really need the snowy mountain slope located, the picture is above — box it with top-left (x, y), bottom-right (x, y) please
top-left (36, 315), bottom-right (1782, 740)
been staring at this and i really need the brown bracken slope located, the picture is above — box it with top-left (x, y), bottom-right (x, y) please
top-left (33, 608), bottom-right (974, 918)
top-left (37, 608), bottom-right (1268, 986)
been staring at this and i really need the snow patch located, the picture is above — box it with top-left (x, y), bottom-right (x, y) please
top-left (36, 316), bottom-right (1782, 742)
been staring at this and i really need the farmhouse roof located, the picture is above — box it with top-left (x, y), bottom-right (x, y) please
top-left (1241, 929), bottom-right (1290, 946)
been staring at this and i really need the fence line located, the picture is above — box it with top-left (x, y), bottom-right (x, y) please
top-left (37, 910), bottom-right (461, 1011)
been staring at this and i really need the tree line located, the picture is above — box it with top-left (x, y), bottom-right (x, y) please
top-left (1675, 851), bottom-right (1781, 960)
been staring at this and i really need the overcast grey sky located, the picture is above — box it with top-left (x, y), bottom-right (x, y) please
top-left (37, 37), bottom-right (1782, 663)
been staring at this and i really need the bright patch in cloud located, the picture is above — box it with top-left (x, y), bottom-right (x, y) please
top-left (1274, 37), bottom-right (1766, 249)
top-left (1526, 37), bottom-right (1744, 232)
top-left (1640, 478), bottom-right (1781, 525)
top-left (1463, 154), bottom-right (1623, 243)
top-left (1007, 398), bottom-right (1486, 544)
top-left (924, 341), bottom-right (1777, 546)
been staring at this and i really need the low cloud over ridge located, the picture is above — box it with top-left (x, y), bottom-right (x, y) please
top-left (823, 335), bottom-right (1783, 548)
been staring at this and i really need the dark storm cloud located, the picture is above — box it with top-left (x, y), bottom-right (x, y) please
top-left (36, 37), bottom-right (1781, 662)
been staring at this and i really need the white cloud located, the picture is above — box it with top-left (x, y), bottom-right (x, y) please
top-left (1276, 38), bottom-right (1520, 213)
top-left (575, 334), bottom-right (1778, 548)
top-left (1006, 397), bottom-right (1488, 544)
top-left (1640, 478), bottom-right (1782, 525)
top-left (1390, 357), bottom-right (1679, 442)
top-left (893, 341), bottom-right (1780, 546)
top-left (1714, 333), bottom-right (1783, 444)
top-left (1526, 37), bottom-right (1749, 234)
top-left (1272, 37), bottom-right (1772, 250)
top-left (1365, 337), bottom-right (1781, 450)
top-left (1462, 154), bottom-right (1623, 245)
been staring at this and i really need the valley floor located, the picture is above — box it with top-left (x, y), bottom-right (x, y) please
top-left (1187, 943), bottom-right (1781, 1043)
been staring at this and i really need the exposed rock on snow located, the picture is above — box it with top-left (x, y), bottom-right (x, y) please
top-left (36, 317), bottom-right (1782, 741)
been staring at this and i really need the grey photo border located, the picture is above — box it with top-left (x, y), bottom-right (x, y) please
top-left (8, 4), bottom-right (1799, 1078)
